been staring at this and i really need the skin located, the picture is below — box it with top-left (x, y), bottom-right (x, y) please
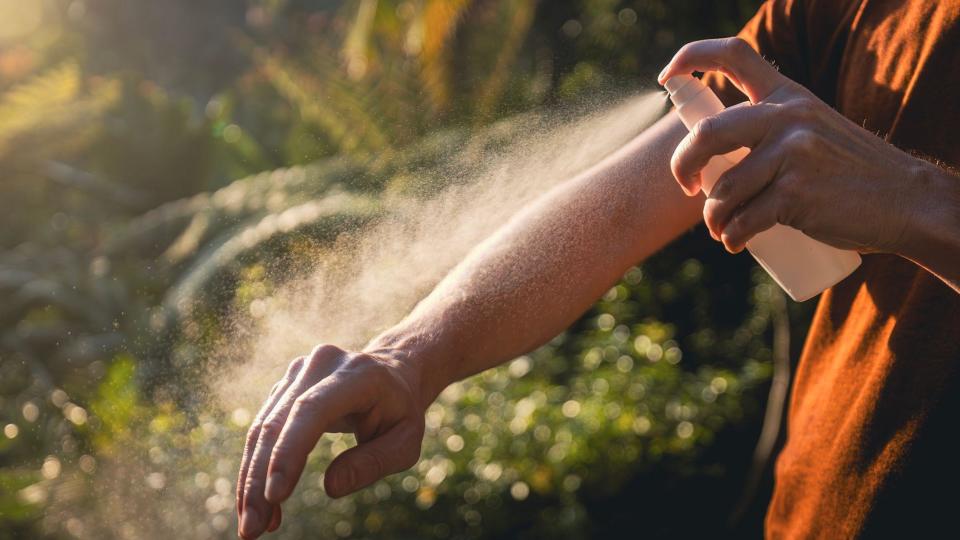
top-left (658, 37), bottom-right (960, 292)
top-left (236, 36), bottom-right (960, 539)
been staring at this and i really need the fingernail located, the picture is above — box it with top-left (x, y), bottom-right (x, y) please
top-left (328, 468), bottom-right (345, 495)
top-left (267, 505), bottom-right (281, 532)
top-left (240, 506), bottom-right (261, 538)
top-left (327, 467), bottom-right (354, 497)
top-left (265, 471), bottom-right (285, 502)
top-left (720, 234), bottom-right (740, 253)
top-left (658, 64), bottom-right (671, 84)
top-left (344, 466), bottom-right (356, 491)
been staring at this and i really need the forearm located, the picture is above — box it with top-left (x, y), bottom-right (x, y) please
top-left (366, 112), bottom-right (700, 404)
top-left (899, 159), bottom-right (960, 294)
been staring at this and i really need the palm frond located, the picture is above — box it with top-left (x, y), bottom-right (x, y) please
top-left (0, 63), bottom-right (118, 164)
top-left (472, 0), bottom-right (537, 121)
top-left (257, 50), bottom-right (392, 155)
top-left (342, 0), bottom-right (380, 78)
top-left (414, 0), bottom-right (472, 114)
top-left (162, 191), bottom-right (381, 319)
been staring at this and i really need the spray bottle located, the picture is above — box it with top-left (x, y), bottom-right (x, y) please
top-left (664, 74), bottom-right (860, 301)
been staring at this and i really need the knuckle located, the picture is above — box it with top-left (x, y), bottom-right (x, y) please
top-left (309, 343), bottom-right (342, 364)
top-left (783, 129), bottom-right (817, 154)
top-left (292, 392), bottom-right (316, 412)
top-left (287, 356), bottom-right (305, 375)
top-left (244, 473), bottom-right (263, 493)
top-left (270, 440), bottom-right (293, 465)
top-left (304, 349), bottom-right (333, 375)
top-left (725, 37), bottom-right (754, 58)
top-left (314, 343), bottom-right (343, 358)
top-left (243, 467), bottom-right (265, 494)
top-left (245, 427), bottom-right (262, 449)
top-left (252, 405), bottom-right (272, 426)
top-left (341, 353), bottom-right (367, 371)
top-left (691, 115), bottom-right (717, 143)
top-left (711, 174), bottom-right (734, 200)
top-left (342, 354), bottom-right (386, 381)
top-left (702, 199), bottom-right (722, 230)
top-left (260, 415), bottom-right (286, 438)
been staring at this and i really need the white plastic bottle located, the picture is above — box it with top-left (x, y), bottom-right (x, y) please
top-left (664, 74), bottom-right (860, 301)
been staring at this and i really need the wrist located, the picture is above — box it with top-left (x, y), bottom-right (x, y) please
top-left (364, 323), bottom-right (456, 411)
top-left (898, 158), bottom-right (960, 265)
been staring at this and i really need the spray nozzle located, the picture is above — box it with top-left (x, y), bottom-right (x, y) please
top-left (662, 74), bottom-right (709, 107)
top-left (663, 74), bottom-right (695, 95)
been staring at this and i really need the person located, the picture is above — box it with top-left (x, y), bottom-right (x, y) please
top-left (236, 1), bottom-right (960, 537)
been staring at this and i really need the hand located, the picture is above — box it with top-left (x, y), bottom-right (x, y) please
top-left (658, 37), bottom-right (928, 255)
top-left (236, 344), bottom-right (427, 539)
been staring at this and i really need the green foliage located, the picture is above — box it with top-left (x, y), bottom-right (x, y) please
top-left (89, 356), bottom-right (147, 449)
top-left (0, 1), bottom-right (784, 538)
top-left (0, 62), bottom-right (119, 246)
top-left (42, 258), bottom-right (777, 539)
top-left (0, 469), bottom-right (41, 525)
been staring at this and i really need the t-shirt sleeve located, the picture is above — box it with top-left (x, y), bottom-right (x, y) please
top-left (703, 0), bottom-right (809, 106)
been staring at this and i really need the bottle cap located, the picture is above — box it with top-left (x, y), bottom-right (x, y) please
top-left (663, 74), bottom-right (696, 95)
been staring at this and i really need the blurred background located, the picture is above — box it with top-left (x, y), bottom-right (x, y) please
top-left (0, 1), bottom-right (824, 538)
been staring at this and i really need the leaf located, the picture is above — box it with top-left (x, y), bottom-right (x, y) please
top-left (257, 50), bottom-right (393, 155)
top-left (0, 63), bottom-right (118, 164)
top-left (472, 0), bottom-right (537, 121)
top-left (162, 191), bottom-right (381, 321)
top-left (0, 469), bottom-right (43, 522)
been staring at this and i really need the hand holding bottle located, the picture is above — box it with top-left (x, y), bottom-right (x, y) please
top-left (658, 37), bottom-right (935, 260)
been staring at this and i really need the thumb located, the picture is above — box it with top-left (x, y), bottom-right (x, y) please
top-left (658, 37), bottom-right (790, 103)
top-left (324, 422), bottom-right (423, 498)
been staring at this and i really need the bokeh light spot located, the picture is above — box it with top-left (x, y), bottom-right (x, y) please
top-left (22, 402), bottom-right (39, 422)
top-left (561, 400), bottom-right (581, 418)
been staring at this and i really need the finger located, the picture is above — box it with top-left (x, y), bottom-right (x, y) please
top-left (719, 181), bottom-right (792, 253)
top-left (267, 505), bottom-right (281, 533)
top-left (324, 421), bottom-right (423, 498)
top-left (237, 357), bottom-right (305, 517)
top-left (658, 37), bottom-right (790, 103)
top-left (702, 143), bottom-right (785, 240)
top-left (264, 371), bottom-right (377, 503)
top-left (241, 347), bottom-right (341, 539)
top-left (671, 102), bottom-right (777, 194)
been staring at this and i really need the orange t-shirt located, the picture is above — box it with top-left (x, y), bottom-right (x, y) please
top-left (707, 1), bottom-right (960, 537)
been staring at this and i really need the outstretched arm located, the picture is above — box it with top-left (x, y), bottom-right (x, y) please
top-left (371, 112), bottom-right (702, 404)
top-left (236, 110), bottom-right (701, 539)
